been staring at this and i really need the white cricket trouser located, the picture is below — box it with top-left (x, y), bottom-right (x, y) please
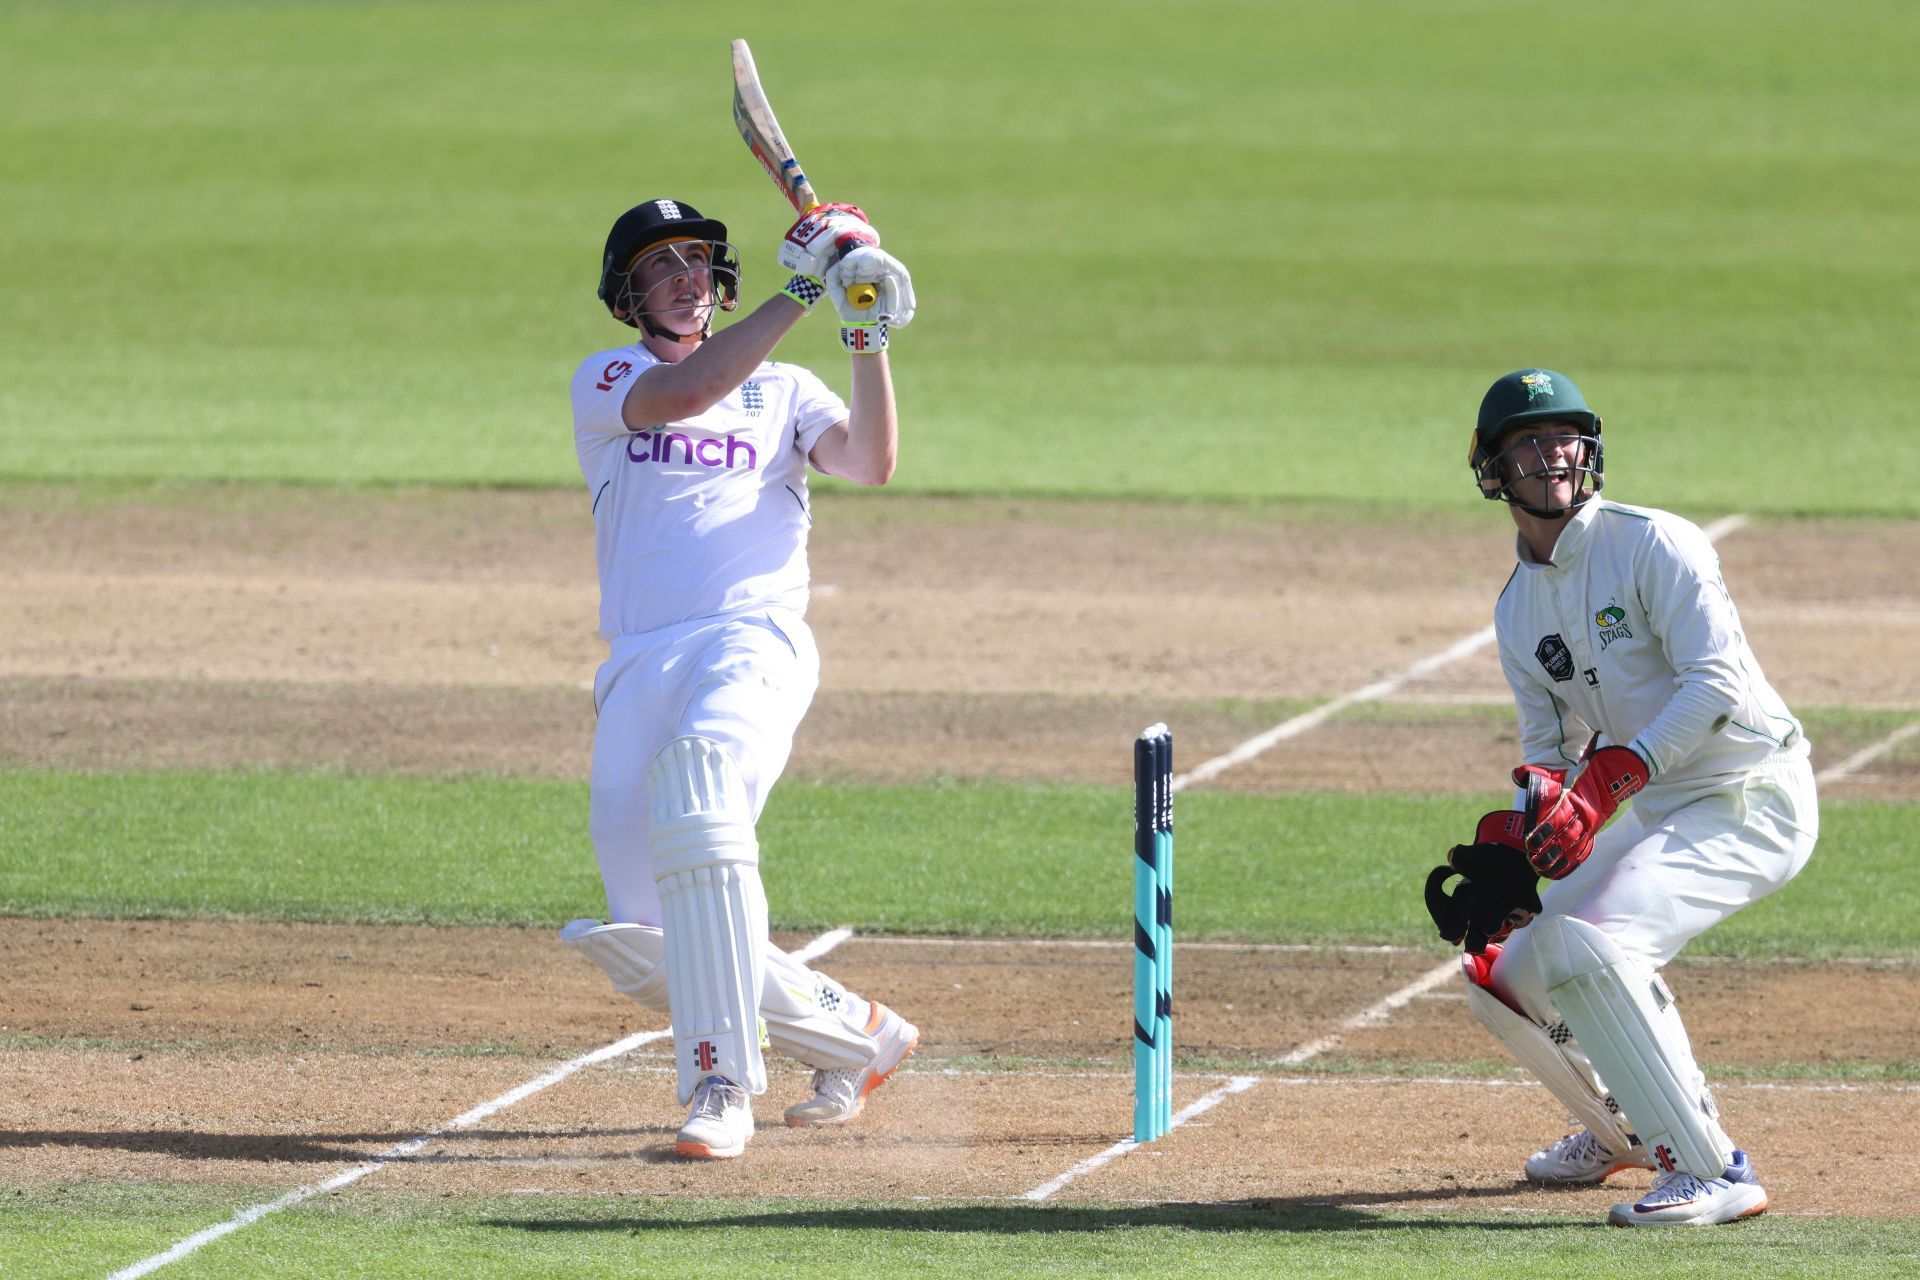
top-left (589, 608), bottom-right (819, 926)
top-left (1490, 742), bottom-right (1820, 1087)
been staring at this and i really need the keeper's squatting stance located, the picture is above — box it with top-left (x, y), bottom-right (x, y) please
top-left (1425, 369), bottom-right (1816, 1226)
top-left (564, 197), bottom-right (920, 1159)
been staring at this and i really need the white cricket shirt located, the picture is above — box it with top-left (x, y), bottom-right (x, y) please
top-left (1494, 498), bottom-right (1802, 796)
top-left (571, 342), bottom-right (847, 639)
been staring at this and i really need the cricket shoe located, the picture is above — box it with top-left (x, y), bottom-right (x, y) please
top-left (783, 1003), bottom-right (919, 1128)
top-left (1525, 1129), bottom-right (1657, 1186)
top-left (675, 1076), bottom-right (753, 1159)
top-left (1608, 1150), bottom-right (1768, 1227)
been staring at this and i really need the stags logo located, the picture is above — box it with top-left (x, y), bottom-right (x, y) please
top-left (594, 359), bottom-right (634, 393)
top-left (627, 428), bottom-right (759, 471)
top-left (1520, 370), bottom-right (1554, 401)
top-left (1594, 599), bottom-right (1634, 650)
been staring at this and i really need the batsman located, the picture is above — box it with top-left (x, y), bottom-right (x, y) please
top-left (561, 193), bottom-right (918, 1160)
top-left (1424, 369), bottom-right (1818, 1226)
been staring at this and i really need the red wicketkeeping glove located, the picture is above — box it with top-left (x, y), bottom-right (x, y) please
top-left (1514, 745), bottom-right (1649, 879)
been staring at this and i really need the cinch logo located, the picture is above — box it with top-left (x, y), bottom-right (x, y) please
top-left (626, 428), bottom-right (758, 470)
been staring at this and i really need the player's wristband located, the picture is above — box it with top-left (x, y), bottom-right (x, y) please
top-left (780, 274), bottom-right (826, 313)
top-left (840, 319), bottom-right (889, 354)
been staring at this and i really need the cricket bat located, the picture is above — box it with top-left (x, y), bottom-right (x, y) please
top-left (730, 39), bottom-right (879, 311)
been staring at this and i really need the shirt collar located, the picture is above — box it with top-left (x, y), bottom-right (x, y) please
top-left (1515, 497), bottom-right (1602, 570)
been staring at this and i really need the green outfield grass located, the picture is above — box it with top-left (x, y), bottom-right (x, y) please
top-left (3, 0), bottom-right (1916, 512)
top-left (2, 768), bottom-right (1912, 959)
top-left (5, 1184), bottom-right (1917, 1280)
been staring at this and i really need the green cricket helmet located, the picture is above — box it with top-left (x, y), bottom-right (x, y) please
top-left (1469, 369), bottom-right (1604, 518)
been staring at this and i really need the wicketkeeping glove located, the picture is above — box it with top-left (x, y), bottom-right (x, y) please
top-left (777, 203), bottom-right (879, 283)
top-left (825, 246), bottom-right (915, 326)
top-left (1424, 810), bottom-right (1541, 955)
top-left (1515, 745), bottom-right (1648, 879)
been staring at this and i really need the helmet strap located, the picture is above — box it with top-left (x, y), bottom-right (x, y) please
top-left (639, 314), bottom-right (707, 345)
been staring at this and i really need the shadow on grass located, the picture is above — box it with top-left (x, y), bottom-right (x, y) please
top-left (487, 1187), bottom-right (1568, 1237)
top-left (0, 1127), bottom-right (660, 1164)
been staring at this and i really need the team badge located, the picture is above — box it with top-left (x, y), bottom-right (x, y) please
top-left (740, 381), bottom-right (764, 414)
top-left (1594, 599), bottom-right (1634, 650)
top-left (1520, 371), bottom-right (1554, 401)
top-left (655, 198), bottom-right (683, 220)
top-left (1535, 633), bottom-right (1575, 682)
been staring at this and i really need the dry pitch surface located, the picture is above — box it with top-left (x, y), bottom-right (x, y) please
top-left (3, 488), bottom-right (1917, 1218)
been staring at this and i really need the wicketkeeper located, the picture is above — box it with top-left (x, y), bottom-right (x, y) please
top-left (1424, 369), bottom-right (1817, 1226)
top-left (562, 196), bottom-right (919, 1159)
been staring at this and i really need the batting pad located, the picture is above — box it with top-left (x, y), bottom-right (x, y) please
top-left (761, 946), bottom-right (877, 1071)
top-left (561, 918), bottom-right (672, 1012)
top-left (558, 921), bottom-right (875, 1072)
top-left (650, 736), bottom-right (769, 1101)
top-left (1462, 957), bottom-right (1637, 1158)
top-left (1535, 916), bottom-right (1732, 1178)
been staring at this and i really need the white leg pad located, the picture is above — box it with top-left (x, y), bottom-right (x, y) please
top-left (1535, 915), bottom-right (1732, 1178)
top-left (1461, 956), bottom-right (1637, 1157)
top-left (762, 944), bottom-right (878, 1071)
top-left (650, 736), bottom-right (768, 1102)
top-left (558, 921), bottom-right (877, 1073)
top-left (560, 919), bottom-right (671, 1012)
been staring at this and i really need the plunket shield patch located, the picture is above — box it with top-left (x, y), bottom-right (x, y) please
top-left (1535, 633), bottom-right (1575, 682)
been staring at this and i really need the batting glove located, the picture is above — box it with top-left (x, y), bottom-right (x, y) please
top-left (824, 246), bottom-right (915, 326)
top-left (777, 203), bottom-right (878, 282)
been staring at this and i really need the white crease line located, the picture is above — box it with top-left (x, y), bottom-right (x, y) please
top-left (1267, 955), bottom-right (1466, 1068)
top-left (842, 933), bottom-right (1915, 966)
top-left (1020, 1076), bottom-right (1261, 1202)
top-left (1022, 948), bottom-right (1467, 1200)
top-left (104, 927), bottom-right (854, 1280)
top-left (1816, 719), bottom-right (1920, 785)
top-left (1173, 626), bottom-right (1496, 791)
top-left (567, 1059), bottom-right (1920, 1096)
top-left (1175, 512), bottom-right (1749, 792)
top-left (847, 935), bottom-right (1417, 956)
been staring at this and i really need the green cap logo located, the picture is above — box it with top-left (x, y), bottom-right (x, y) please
top-left (1595, 605), bottom-right (1626, 628)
